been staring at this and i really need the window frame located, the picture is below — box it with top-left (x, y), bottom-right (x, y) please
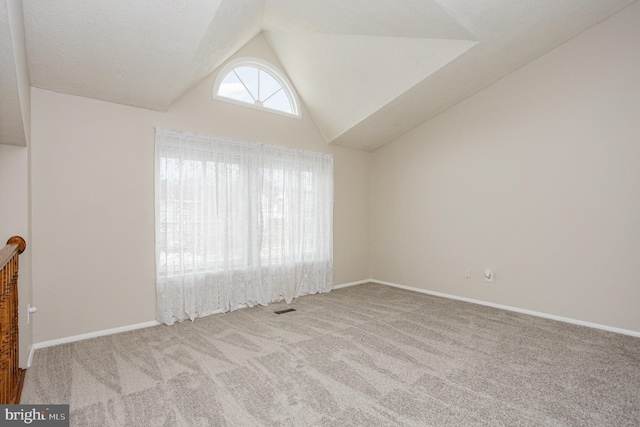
top-left (213, 57), bottom-right (301, 119)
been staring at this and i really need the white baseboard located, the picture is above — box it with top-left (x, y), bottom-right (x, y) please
top-left (370, 279), bottom-right (640, 338)
top-left (26, 288), bottom-right (344, 365)
top-left (333, 279), bottom-right (371, 289)
top-left (27, 344), bottom-right (35, 368)
top-left (26, 279), bottom-right (637, 368)
top-left (30, 320), bottom-right (161, 364)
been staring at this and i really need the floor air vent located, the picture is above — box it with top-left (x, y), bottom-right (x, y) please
top-left (274, 308), bottom-right (296, 315)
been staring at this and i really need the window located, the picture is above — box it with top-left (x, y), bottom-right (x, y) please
top-left (213, 58), bottom-right (301, 118)
top-left (155, 128), bottom-right (333, 324)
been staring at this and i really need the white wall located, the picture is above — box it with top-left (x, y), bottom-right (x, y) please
top-left (0, 144), bottom-right (32, 366)
top-left (371, 3), bottom-right (640, 332)
top-left (6, 0), bottom-right (30, 145)
top-left (31, 34), bottom-right (371, 343)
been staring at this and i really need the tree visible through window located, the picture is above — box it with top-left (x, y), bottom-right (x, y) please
top-left (214, 58), bottom-right (300, 117)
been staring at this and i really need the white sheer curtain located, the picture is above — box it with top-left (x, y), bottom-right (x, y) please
top-left (155, 128), bottom-right (334, 325)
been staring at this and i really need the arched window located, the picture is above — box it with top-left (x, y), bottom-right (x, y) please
top-left (213, 58), bottom-right (301, 118)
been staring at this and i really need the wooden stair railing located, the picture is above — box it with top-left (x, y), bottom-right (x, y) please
top-left (0, 236), bottom-right (26, 404)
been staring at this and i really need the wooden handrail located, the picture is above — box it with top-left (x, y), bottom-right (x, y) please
top-left (0, 235), bottom-right (26, 404)
top-left (0, 236), bottom-right (26, 269)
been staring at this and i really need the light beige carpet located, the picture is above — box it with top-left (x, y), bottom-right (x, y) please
top-left (22, 283), bottom-right (640, 426)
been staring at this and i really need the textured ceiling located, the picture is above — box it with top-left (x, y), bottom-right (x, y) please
top-left (23, 0), bottom-right (264, 111)
top-left (3, 0), bottom-right (637, 150)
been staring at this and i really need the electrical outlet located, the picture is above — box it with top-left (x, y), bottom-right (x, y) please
top-left (464, 269), bottom-right (471, 278)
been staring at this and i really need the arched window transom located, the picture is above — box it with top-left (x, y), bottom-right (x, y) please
top-left (213, 58), bottom-right (301, 118)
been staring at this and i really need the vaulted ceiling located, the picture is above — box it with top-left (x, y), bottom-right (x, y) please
top-left (1, 0), bottom-right (637, 150)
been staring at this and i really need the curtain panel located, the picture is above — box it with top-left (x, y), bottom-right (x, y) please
top-left (155, 128), bottom-right (334, 325)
